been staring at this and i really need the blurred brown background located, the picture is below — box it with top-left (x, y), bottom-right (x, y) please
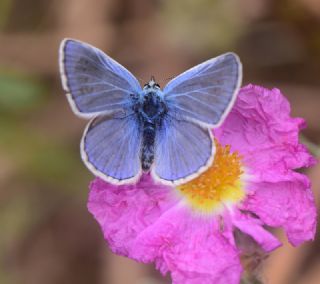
top-left (0, 0), bottom-right (319, 283)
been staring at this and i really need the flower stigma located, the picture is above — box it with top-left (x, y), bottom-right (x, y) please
top-left (177, 140), bottom-right (246, 214)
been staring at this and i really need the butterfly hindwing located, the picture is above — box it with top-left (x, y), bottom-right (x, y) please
top-left (60, 39), bottom-right (141, 117)
top-left (163, 53), bottom-right (241, 127)
top-left (81, 115), bottom-right (142, 184)
top-left (152, 115), bottom-right (215, 185)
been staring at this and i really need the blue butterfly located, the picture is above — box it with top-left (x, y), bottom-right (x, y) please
top-left (59, 39), bottom-right (242, 185)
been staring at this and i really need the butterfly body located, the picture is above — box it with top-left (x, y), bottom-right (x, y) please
top-left (59, 39), bottom-right (242, 185)
top-left (135, 78), bottom-right (167, 171)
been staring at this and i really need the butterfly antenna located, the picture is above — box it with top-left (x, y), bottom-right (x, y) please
top-left (138, 74), bottom-right (177, 86)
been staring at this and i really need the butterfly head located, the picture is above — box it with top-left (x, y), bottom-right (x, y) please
top-left (143, 76), bottom-right (160, 90)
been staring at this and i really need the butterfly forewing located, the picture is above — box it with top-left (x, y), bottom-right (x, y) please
top-left (163, 53), bottom-right (241, 127)
top-left (60, 39), bottom-right (141, 117)
top-left (81, 115), bottom-right (142, 184)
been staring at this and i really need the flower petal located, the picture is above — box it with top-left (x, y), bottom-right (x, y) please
top-left (133, 207), bottom-right (242, 284)
top-left (214, 85), bottom-right (316, 177)
top-left (87, 175), bottom-right (178, 256)
top-left (230, 210), bottom-right (282, 252)
top-left (88, 177), bottom-right (242, 283)
top-left (241, 173), bottom-right (316, 246)
top-left (214, 84), bottom-right (316, 246)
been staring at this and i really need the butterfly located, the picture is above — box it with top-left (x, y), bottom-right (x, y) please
top-left (59, 38), bottom-right (242, 186)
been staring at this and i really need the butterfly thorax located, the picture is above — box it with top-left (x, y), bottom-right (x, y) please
top-left (137, 78), bottom-right (167, 171)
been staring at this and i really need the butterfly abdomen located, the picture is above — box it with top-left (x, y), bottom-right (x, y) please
top-left (141, 122), bottom-right (155, 171)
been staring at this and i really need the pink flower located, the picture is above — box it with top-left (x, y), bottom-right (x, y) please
top-left (88, 85), bottom-right (317, 284)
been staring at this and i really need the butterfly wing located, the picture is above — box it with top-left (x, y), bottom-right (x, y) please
top-left (163, 53), bottom-right (242, 127)
top-left (59, 38), bottom-right (141, 118)
top-left (81, 115), bottom-right (142, 184)
top-left (153, 53), bottom-right (241, 184)
top-left (152, 115), bottom-right (215, 185)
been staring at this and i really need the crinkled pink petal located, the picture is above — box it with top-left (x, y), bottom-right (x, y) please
top-left (132, 207), bottom-right (242, 284)
top-left (214, 84), bottom-right (317, 245)
top-left (88, 175), bottom-right (178, 256)
top-left (230, 210), bottom-right (282, 252)
top-left (241, 173), bottom-right (316, 246)
top-left (214, 85), bottom-right (316, 175)
top-left (88, 176), bottom-right (242, 283)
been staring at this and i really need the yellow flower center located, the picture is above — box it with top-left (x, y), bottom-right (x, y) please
top-left (177, 140), bottom-right (246, 214)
